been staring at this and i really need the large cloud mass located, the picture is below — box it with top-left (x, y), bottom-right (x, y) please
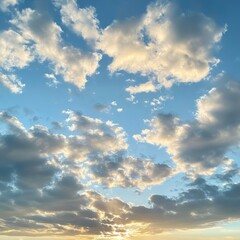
top-left (99, 0), bottom-right (226, 91)
top-left (0, 110), bottom-right (175, 237)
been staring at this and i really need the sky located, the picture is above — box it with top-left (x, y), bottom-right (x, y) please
top-left (0, 0), bottom-right (240, 239)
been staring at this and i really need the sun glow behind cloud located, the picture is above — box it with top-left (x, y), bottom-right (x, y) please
top-left (0, 0), bottom-right (240, 239)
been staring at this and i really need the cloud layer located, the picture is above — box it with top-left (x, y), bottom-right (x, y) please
top-left (0, 110), bottom-right (175, 237)
top-left (0, 1), bottom-right (239, 239)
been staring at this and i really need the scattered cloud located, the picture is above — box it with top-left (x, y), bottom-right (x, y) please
top-left (0, 1), bottom-right (239, 239)
top-left (11, 7), bottom-right (101, 90)
top-left (117, 108), bottom-right (123, 112)
top-left (94, 103), bottom-right (111, 113)
top-left (45, 73), bottom-right (60, 87)
top-left (111, 101), bottom-right (117, 106)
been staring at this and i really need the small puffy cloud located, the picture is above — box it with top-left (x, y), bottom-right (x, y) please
top-left (99, 0), bottom-right (226, 91)
top-left (94, 103), bottom-right (110, 113)
top-left (150, 96), bottom-right (172, 107)
top-left (134, 80), bottom-right (240, 175)
top-left (117, 108), bottom-right (123, 112)
top-left (111, 101), bottom-right (117, 106)
top-left (126, 80), bottom-right (158, 94)
top-left (0, 0), bottom-right (20, 12)
top-left (55, 0), bottom-right (100, 45)
top-left (11, 8), bottom-right (101, 90)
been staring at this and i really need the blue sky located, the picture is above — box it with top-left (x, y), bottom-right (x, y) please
top-left (0, 0), bottom-right (240, 239)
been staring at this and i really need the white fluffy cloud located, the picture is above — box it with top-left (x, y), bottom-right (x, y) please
top-left (11, 8), bottom-right (101, 90)
top-left (55, 0), bottom-right (100, 45)
top-left (134, 80), bottom-right (240, 175)
top-left (0, 30), bottom-right (33, 71)
top-left (0, 30), bottom-right (33, 93)
top-left (99, 0), bottom-right (226, 91)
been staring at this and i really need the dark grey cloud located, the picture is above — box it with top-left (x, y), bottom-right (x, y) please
top-left (122, 178), bottom-right (240, 232)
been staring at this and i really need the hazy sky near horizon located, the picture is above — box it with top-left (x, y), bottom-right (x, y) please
top-left (0, 0), bottom-right (240, 239)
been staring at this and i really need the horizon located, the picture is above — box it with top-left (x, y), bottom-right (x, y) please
top-left (0, 0), bottom-right (240, 239)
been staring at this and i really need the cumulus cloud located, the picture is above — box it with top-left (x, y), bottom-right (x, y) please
top-left (0, 111), bottom-right (119, 236)
top-left (55, 0), bottom-right (100, 45)
top-left (99, 0), bottom-right (226, 91)
top-left (64, 110), bottom-right (128, 155)
top-left (64, 110), bottom-right (174, 189)
top-left (11, 7), bottom-right (101, 90)
top-left (89, 153), bottom-right (174, 189)
top-left (134, 80), bottom-right (240, 175)
top-left (117, 108), bottom-right (123, 112)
